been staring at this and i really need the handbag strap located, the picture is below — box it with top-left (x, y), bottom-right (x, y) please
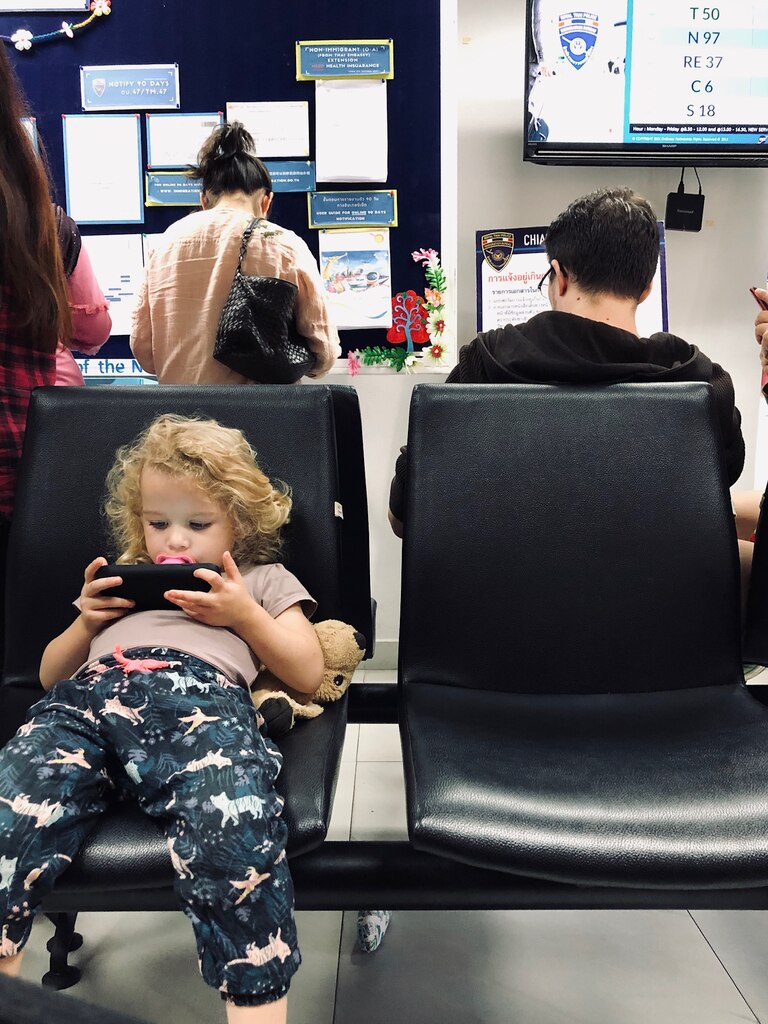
top-left (236, 217), bottom-right (265, 274)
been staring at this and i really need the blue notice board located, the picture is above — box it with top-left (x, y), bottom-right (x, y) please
top-left (308, 190), bottom-right (397, 228)
top-left (146, 172), bottom-right (201, 207)
top-left (296, 40), bottom-right (393, 80)
top-left (265, 161), bottom-right (316, 193)
top-left (81, 64), bottom-right (180, 111)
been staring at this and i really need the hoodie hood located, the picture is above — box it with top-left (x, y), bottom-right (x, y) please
top-left (475, 310), bottom-right (712, 386)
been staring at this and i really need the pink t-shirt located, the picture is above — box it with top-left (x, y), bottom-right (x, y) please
top-left (77, 563), bottom-right (316, 688)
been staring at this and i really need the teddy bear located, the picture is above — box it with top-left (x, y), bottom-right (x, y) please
top-left (251, 619), bottom-right (366, 737)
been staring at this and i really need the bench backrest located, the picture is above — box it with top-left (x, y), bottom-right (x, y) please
top-left (400, 382), bottom-right (742, 694)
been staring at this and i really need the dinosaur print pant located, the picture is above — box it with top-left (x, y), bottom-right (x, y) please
top-left (0, 647), bottom-right (300, 1007)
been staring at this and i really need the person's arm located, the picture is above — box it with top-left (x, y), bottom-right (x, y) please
top-left (39, 557), bottom-right (134, 690)
top-left (129, 268), bottom-right (155, 374)
top-left (732, 490), bottom-right (763, 541)
top-left (388, 446), bottom-right (408, 538)
top-left (754, 288), bottom-right (768, 372)
top-left (165, 552), bottom-right (324, 693)
top-left (292, 241), bottom-right (341, 377)
top-left (65, 245), bottom-right (112, 355)
top-left (530, 0), bottom-right (546, 65)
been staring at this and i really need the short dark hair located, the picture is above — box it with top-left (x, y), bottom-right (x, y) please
top-left (545, 187), bottom-right (659, 301)
top-left (189, 121), bottom-right (272, 200)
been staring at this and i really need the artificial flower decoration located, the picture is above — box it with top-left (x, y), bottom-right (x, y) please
top-left (411, 248), bottom-right (440, 270)
top-left (386, 290), bottom-right (430, 351)
top-left (356, 346), bottom-right (415, 373)
top-left (2, 0), bottom-right (113, 50)
top-left (11, 29), bottom-right (32, 51)
top-left (421, 341), bottom-right (447, 366)
top-left (355, 246), bottom-right (449, 372)
top-left (427, 309), bottom-right (446, 339)
top-left (347, 351), bottom-right (361, 377)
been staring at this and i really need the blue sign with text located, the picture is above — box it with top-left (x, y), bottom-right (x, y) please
top-left (145, 172), bottom-right (201, 207)
top-left (308, 190), bottom-right (397, 228)
top-left (81, 64), bottom-right (180, 111)
top-left (297, 41), bottom-right (393, 79)
top-left (264, 161), bottom-right (316, 193)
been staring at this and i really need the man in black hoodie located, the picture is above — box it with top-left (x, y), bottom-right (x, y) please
top-left (388, 186), bottom-right (745, 537)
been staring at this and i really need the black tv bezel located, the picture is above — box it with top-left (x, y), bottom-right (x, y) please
top-left (522, 4), bottom-right (768, 169)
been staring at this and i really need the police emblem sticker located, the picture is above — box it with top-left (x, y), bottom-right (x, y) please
top-left (481, 232), bottom-right (514, 272)
top-left (558, 11), bottom-right (599, 71)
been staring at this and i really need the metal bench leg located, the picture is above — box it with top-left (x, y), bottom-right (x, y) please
top-left (42, 912), bottom-right (82, 990)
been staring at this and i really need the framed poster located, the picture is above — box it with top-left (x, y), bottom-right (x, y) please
top-left (2, 2), bottom-right (88, 9)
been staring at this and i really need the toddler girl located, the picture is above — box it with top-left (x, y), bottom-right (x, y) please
top-left (0, 414), bottom-right (323, 1023)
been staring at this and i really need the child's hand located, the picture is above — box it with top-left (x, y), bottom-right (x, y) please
top-left (79, 557), bottom-right (134, 635)
top-left (165, 551), bottom-right (256, 629)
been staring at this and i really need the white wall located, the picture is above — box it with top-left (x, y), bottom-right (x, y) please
top-left (335, 0), bottom-right (768, 666)
top-left (341, 376), bottom-right (437, 666)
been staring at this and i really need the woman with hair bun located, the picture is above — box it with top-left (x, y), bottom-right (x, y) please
top-left (130, 122), bottom-right (340, 383)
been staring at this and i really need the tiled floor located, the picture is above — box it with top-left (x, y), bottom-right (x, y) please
top-left (17, 670), bottom-right (768, 1023)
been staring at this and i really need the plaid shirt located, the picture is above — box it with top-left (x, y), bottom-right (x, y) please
top-left (0, 298), bottom-right (56, 519)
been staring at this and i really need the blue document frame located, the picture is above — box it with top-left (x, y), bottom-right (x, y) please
top-left (63, 114), bottom-right (144, 225)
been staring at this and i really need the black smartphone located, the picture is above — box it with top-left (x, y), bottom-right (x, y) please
top-left (94, 563), bottom-right (222, 612)
top-left (750, 287), bottom-right (768, 311)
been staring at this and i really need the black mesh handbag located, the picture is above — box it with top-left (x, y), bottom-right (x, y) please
top-left (214, 218), bottom-right (316, 383)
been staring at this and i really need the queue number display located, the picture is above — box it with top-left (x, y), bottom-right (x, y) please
top-left (628, 2), bottom-right (768, 144)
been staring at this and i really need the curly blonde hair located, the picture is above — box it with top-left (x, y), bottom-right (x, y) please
top-left (104, 414), bottom-right (291, 565)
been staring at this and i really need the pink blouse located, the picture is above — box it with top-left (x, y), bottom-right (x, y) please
top-left (55, 245), bottom-right (112, 386)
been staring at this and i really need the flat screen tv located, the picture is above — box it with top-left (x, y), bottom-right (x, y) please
top-left (524, 2), bottom-right (768, 166)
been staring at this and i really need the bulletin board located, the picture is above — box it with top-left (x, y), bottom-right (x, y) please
top-left (0, 0), bottom-right (442, 366)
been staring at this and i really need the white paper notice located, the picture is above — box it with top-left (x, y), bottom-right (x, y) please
top-left (315, 79), bottom-right (388, 183)
top-left (479, 250), bottom-right (549, 333)
top-left (318, 229), bottom-right (392, 330)
top-left (146, 113), bottom-right (223, 168)
top-left (480, 256), bottom-right (666, 335)
top-left (63, 114), bottom-right (143, 224)
top-left (81, 234), bottom-right (145, 336)
top-left (225, 101), bottom-right (309, 158)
